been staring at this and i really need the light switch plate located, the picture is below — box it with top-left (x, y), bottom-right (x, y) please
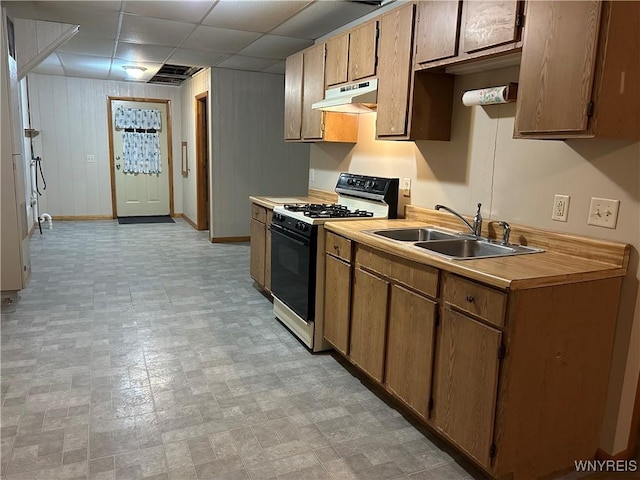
top-left (86, 155), bottom-right (96, 163)
top-left (309, 168), bottom-right (315, 183)
top-left (588, 197), bottom-right (620, 229)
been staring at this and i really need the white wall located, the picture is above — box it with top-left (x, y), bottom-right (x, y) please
top-left (25, 73), bottom-right (183, 217)
top-left (310, 66), bottom-right (640, 455)
top-left (180, 68), bottom-right (210, 225)
top-left (210, 68), bottom-right (310, 238)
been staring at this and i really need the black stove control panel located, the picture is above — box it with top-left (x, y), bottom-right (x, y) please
top-left (335, 173), bottom-right (399, 219)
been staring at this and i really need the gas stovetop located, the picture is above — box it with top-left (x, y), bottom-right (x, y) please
top-left (284, 203), bottom-right (375, 219)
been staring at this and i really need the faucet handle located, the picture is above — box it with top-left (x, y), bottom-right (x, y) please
top-left (497, 221), bottom-right (511, 246)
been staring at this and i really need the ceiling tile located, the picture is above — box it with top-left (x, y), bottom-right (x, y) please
top-left (236, 35), bottom-right (312, 60)
top-left (115, 42), bottom-right (175, 63)
top-left (262, 60), bottom-right (285, 75)
top-left (57, 33), bottom-right (115, 57)
top-left (58, 52), bottom-right (112, 77)
top-left (30, 52), bottom-right (66, 76)
top-left (203, 0), bottom-right (311, 33)
top-left (167, 49), bottom-right (229, 67)
top-left (215, 55), bottom-right (280, 72)
top-left (122, 0), bottom-right (214, 24)
top-left (119, 14), bottom-right (194, 47)
top-left (5, 2), bottom-right (121, 38)
top-left (181, 25), bottom-right (261, 54)
top-left (271, 1), bottom-right (380, 39)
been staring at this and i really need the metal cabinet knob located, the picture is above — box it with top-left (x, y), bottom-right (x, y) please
top-left (116, 164), bottom-right (121, 170)
top-left (465, 295), bottom-right (474, 303)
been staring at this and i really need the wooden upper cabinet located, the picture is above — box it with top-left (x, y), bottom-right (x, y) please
top-left (348, 21), bottom-right (378, 82)
top-left (284, 53), bottom-right (303, 140)
top-left (325, 34), bottom-right (349, 87)
top-left (414, 0), bottom-right (462, 64)
top-left (415, 0), bottom-right (523, 70)
top-left (460, 0), bottom-right (521, 53)
top-left (376, 3), bottom-right (415, 137)
top-left (377, 3), bottom-right (454, 141)
top-left (301, 43), bottom-right (326, 140)
top-left (515, 1), bottom-right (639, 140)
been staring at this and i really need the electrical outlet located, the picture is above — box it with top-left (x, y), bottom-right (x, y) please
top-left (588, 197), bottom-right (620, 228)
top-left (86, 155), bottom-right (96, 163)
top-left (309, 168), bottom-right (315, 183)
top-left (402, 178), bottom-right (411, 197)
top-left (551, 194), bottom-right (570, 222)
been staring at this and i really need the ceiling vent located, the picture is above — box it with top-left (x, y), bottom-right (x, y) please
top-left (148, 64), bottom-right (202, 86)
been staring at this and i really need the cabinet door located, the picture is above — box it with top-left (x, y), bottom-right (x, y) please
top-left (284, 52), bottom-right (303, 140)
top-left (461, 0), bottom-right (520, 53)
top-left (376, 3), bottom-right (414, 137)
top-left (350, 267), bottom-right (389, 382)
top-left (249, 218), bottom-right (266, 286)
top-left (433, 307), bottom-right (502, 467)
top-left (348, 21), bottom-right (378, 82)
top-left (386, 285), bottom-right (437, 419)
top-left (414, 0), bottom-right (461, 64)
top-left (302, 44), bottom-right (325, 140)
top-left (325, 34), bottom-right (349, 87)
top-left (516, 1), bottom-right (601, 135)
top-left (324, 254), bottom-right (351, 355)
top-left (264, 211), bottom-right (272, 291)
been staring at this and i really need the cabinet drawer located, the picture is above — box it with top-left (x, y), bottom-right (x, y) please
top-left (326, 231), bottom-right (352, 262)
top-left (355, 245), bottom-right (438, 299)
top-left (442, 274), bottom-right (506, 328)
top-left (251, 203), bottom-right (267, 223)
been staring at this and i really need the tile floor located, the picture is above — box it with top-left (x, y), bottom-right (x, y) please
top-left (0, 220), bottom-right (606, 480)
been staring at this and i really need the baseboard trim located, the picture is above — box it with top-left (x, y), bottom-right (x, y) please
top-left (211, 236), bottom-right (250, 243)
top-left (52, 215), bottom-right (114, 221)
top-left (181, 214), bottom-right (198, 230)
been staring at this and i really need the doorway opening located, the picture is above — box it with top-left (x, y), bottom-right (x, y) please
top-left (195, 93), bottom-right (209, 231)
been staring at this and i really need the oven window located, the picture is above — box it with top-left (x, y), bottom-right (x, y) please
top-left (270, 227), bottom-right (315, 322)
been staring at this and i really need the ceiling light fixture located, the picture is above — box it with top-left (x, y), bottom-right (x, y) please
top-left (123, 66), bottom-right (147, 79)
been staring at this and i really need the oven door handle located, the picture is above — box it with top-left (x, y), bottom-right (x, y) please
top-left (270, 225), bottom-right (309, 247)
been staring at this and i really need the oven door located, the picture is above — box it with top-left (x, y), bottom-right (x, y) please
top-left (270, 223), bottom-right (317, 323)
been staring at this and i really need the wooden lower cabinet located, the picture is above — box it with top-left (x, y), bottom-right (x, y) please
top-left (432, 307), bottom-right (502, 468)
top-left (323, 254), bottom-right (352, 355)
top-left (249, 203), bottom-right (271, 291)
top-left (385, 284), bottom-right (437, 419)
top-left (325, 238), bottom-right (624, 480)
top-left (249, 218), bottom-right (265, 286)
top-left (350, 267), bottom-right (389, 383)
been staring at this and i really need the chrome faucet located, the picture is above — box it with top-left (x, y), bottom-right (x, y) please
top-left (435, 203), bottom-right (483, 237)
top-left (497, 221), bottom-right (511, 245)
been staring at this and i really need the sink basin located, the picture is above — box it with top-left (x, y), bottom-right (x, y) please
top-left (415, 238), bottom-right (542, 260)
top-left (370, 228), bottom-right (459, 242)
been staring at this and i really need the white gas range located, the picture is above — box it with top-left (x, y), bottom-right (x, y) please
top-left (269, 173), bottom-right (399, 351)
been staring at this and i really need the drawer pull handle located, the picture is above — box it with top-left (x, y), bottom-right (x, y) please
top-left (465, 295), bottom-right (474, 303)
top-left (334, 245), bottom-right (339, 250)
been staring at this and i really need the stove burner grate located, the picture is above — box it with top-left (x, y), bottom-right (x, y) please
top-left (284, 203), bottom-right (374, 219)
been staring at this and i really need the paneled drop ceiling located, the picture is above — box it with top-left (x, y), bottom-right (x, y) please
top-left (3, 0), bottom-right (389, 83)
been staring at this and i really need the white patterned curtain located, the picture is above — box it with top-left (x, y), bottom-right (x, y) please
top-left (115, 107), bottom-right (162, 174)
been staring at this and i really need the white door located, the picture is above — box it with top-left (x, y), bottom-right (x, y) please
top-left (111, 99), bottom-right (170, 216)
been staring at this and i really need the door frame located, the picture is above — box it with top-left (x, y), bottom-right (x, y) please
top-left (107, 96), bottom-right (175, 218)
top-left (195, 92), bottom-right (209, 230)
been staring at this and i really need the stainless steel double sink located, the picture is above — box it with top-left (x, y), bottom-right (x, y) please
top-left (367, 227), bottom-right (543, 260)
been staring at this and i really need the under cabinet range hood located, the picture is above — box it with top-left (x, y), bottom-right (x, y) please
top-left (312, 78), bottom-right (377, 113)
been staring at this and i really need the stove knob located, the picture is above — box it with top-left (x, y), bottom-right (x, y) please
top-left (365, 180), bottom-right (374, 189)
top-left (347, 178), bottom-right (355, 185)
top-left (300, 223), bottom-right (308, 232)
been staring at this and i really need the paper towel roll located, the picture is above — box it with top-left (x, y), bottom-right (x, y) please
top-left (462, 83), bottom-right (517, 106)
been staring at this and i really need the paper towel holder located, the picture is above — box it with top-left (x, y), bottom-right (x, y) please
top-left (462, 82), bottom-right (518, 107)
